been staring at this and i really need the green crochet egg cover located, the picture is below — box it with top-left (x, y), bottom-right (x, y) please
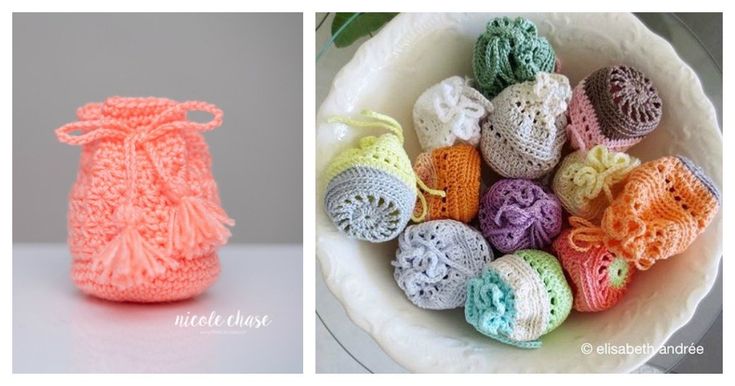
top-left (472, 16), bottom-right (556, 100)
top-left (608, 257), bottom-right (630, 289)
top-left (515, 249), bottom-right (572, 334)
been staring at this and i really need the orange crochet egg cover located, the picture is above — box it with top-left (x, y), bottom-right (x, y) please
top-left (413, 143), bottom-right (481, 223)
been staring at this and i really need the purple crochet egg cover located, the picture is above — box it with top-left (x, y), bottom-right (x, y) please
top-left (478, 178), bottom-right (563, 253)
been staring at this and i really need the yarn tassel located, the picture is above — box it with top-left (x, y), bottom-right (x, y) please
top-left (169, 196), bottom-right (235, 259)
top-left (93, 204), bottom-right (179, 289)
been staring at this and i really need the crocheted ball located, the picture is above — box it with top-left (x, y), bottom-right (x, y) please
top-left (393, 220), bottom-right (493, 310)
top-left (465, 250), bottom-right (572, 348)
top-left (478, 179), bottom-right (563, 253)
top-left (472, 16), bottom-right (556, 100)
top-left (413, 76), bottom-right (493, 151)
top-left (566, 65), bottom-right (663, 152)
top-left (56, 97), bottom-right (233, 302)
top-left (413, 144), bottom-right (482, 223)
top-left (322, 111), bottom-right (417, 243)
top-left (569, 155), bottom-right (720, 270)
top-left (552, 145), bottom-right (640, 220)
top-left (480, 72), bottom-right (571, 179)
top-left (553, 230), bottom-right (634, 312)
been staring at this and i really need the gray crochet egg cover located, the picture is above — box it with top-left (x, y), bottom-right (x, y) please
top-left (324, 166), bottom-right (416, 243)
top-left (393, 219), bottom-right (493, 309)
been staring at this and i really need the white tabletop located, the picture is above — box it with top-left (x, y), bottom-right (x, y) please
top-left (13, 243), bottom-right (303, 373)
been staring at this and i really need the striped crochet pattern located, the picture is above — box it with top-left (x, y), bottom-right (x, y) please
top-left (552, 145), bottom-right (640, 220)
top-left (566, 65), bottom-right (663, 152)
top-left (480, 72), bottom-right (571, 178)
top-left (569, 156), bottom-right (720, 270)
top-left (553, 230), bottom-right (634, 312)
top-left (472, 16), bottom-right (556, 100)
top-left (478, 179), bottom-right (562, 253)
top-left (322, 110), bottom-right (445, 243)
top-left (412, 144), bottom-right (482, 223)
top-left (413, 76), bottom-right (493, 151)
top-left (56, 97), bottom-right (234, 302)
top-left (465, 250), bottom-right (572, 348)
top-left (393, 220), bottom-right (493, 310)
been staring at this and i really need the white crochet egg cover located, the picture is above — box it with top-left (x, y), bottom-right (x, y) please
top-left (413, 76), bottom-right (493, 151)
top-left (481, 72), bottom-right (572, 178)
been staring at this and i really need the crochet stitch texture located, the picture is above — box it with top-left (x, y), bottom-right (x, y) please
top-left (569, 156), bottom-right (720, 270)
top-left (480, 72), bottom-right (571, 178)
top-left (322, 110), bottom-right (444, 242)
top-left (413, 76), bottom-right (493, 151)
top-left (553, 230), bottom-right (634, 312)
top-left (56, 97), bottom-right (234, 302)
top-left (472, 16), bottom-right (556, 100)
top-left (566, 65), bottom-right (663, 152)
top-left (478, 179), bottom-right (562, 253)
top-left (465, 250), bottom-right (572, 348)
top-left (393, 220), bottom-right (492, 310)
top-left (412, 144), bottom-right (481, 223)
top-left (552, 145), bottom-right (640, 220)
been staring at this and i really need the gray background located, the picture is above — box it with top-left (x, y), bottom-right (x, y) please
top-left (13, 13), bottom-right (303, 244)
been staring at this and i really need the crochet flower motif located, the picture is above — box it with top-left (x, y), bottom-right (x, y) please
top-left (563, 145), bottom-right (640, 204)
top-left (479, 179), bottom-right (562, 253)
top-left (393, 237), bottom-right (449, 295)
top-left (432, 78), bottom-right (488, 141)
top-left (466, 269), bottom-right (514, 336)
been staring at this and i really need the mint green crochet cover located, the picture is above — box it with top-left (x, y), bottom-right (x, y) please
top-left (465, 268), bottom-right (541, 349)
top-left (472, 17), bottom-right (556, 99)
top-left (515, 249), bottom-right (572, 334)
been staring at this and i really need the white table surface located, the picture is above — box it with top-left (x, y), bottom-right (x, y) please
top-left (13, 243), bottom-right (303, 373)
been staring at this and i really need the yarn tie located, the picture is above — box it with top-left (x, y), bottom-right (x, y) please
top-left (568, 216), bottom-right (606, 252)
top-left (55, 101), bottom-right (231, 287)
top-left (433, 81), bottom-right (485, 141)
top-left (572, 146), bottom-right (638, 202)
top-left (327, 110), bottom-right (446, 223)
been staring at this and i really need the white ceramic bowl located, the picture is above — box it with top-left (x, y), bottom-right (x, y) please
top-left (316, 13), bottom-right (722, 373)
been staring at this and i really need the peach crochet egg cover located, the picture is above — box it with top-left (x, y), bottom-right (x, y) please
top-left (56, 97), bottom-right (234, 302)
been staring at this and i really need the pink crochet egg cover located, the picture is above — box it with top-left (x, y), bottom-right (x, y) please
top-left (56, 97), bottom-right (234, 302)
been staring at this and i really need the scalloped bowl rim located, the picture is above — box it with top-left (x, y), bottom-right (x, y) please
top-left (316, 12), bottom-right (722, 373)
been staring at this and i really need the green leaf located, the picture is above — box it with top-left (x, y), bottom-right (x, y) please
top-left (331, 13), bottom-right (398, 48)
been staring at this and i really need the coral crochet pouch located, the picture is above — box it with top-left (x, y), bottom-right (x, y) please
top-left (56, 97), bottom-right (235, 302)
top-left (568, 156), bottom-right (719, 270)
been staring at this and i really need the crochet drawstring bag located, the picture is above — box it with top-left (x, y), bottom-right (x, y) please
top-left (478, 179), bottom-right (562, 253)
top-left (553, 230), bottom-right (634, 312)
top-left (480, 72), bottom-right (572, 179)
top-left (55, 97), bottom-right (235, 302)
top-left (568, 156), bottom-right (720, 270)
top-left (552, 145), bottom-right (640, 220)
top-left (321, 110), bottom-right (445, 243)
top-left (413, 76), bottom-right (493, 151)
top-left (473, 16), bottom-right (556, 100)
top-left (412, 143), bottom-right (481, 223)
top-left (566, 65), bottom-right (663, 152)
top-left (465, 250), bottom-right (572, 349)
top-left (393, 220), bottom-right (493, 310)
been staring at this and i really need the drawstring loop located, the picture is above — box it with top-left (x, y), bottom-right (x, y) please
top-left (567, 216), bottom-right (606, 252)
top-left (327, 110), bottom-right (446, 222)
